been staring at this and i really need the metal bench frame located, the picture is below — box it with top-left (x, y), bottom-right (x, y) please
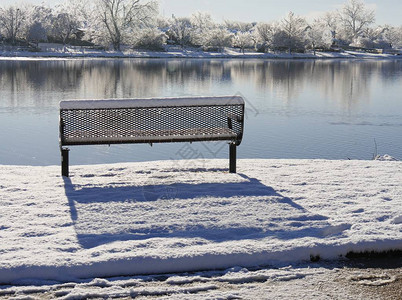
top-left (59, 96), bottom-right (245, 177)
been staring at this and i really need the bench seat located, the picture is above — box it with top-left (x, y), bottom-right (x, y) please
top-left (59, 96), bottom-right (245, 176)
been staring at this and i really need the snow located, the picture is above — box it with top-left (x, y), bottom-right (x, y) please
top-left (59, 96), bottom-right (245, 110)
top-left (374, 154), bottom-right (399, 161)
top-left (0, 265), bottom-right (334, 299)
top-left (347, 274), bottom-right (398, 286)
top-left (0, 158), bottom-right (401, 291)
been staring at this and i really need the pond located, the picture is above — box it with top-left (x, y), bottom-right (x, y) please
top-left (0, 58), bottom-right (401, 166)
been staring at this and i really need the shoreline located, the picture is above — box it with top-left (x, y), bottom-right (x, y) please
top-left (0, 155), bottom-right (399, 168)
top-left (1, 49), bottom-right (401, 60)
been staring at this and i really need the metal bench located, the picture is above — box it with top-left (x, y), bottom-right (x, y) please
top-left (59, 96), bottom-right (245, 177)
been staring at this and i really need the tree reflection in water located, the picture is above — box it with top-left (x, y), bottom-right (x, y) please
top-left (0, 59), bottom-right (401, 164)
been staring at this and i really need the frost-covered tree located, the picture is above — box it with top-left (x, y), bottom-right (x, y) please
top-left (28, 5), bottom-right (53, 31)
top-left (168, 17), bottom-right (192, 47)
top-left (190, 11), bottom-right (214, 31)
top-left (132, 27), bottom-right (167, 50)
top-left (364, 26), bottom-right (388, 41)
top-left (189, 12), bottom-right (216, 46)
top-left (156, 16), bottom-right (169, 31)
top-left (93, 0), bottom-right (158, 50)
top-left (53, 0), bottom-right (90, 39)
top-left (0, 5), bottom-right (25, 44)
top-left (280, 12), bottom-right (308, 53)
top-left (234, 31), bottom-right (253, 53)
top-left (253, 22), bottom-right (280, 52)
top-left (319, 11), bottom-right (340, 44)
top-left (352, 26), bottom-right (391, 49)
top-left (350, 35), bottom-right (390, 49)
top-left (338, 0), bottom-right (375, 42)
top-left (305, 20), bottom-right (333, 54)
top-left (383, 26), bottom-right (402, 49)
top-left (27, 21), bottom-right (47, 46)
top-left (55, 0), bottom-right (96, 45)
top-left (202, 27), bottom-right (233, 51)
top-left (270, 29), bottom-right (289, 51)
top-left (224, 20), bottom-right (254, 33)
top-left (51, 12), bottom-right (80, 45)
top-left (63, 0), bottom-right (91, 26)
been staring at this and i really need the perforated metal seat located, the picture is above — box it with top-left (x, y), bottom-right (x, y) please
top-left (60, 96), bottom-right (245, 176)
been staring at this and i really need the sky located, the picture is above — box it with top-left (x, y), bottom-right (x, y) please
top-left (2, 0), bottom-right (401, 26)
top-left (158, 0), bottom-right (401, 26)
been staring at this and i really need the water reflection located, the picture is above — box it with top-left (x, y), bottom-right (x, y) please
top-left (0, 58), bottom-right (401, 165)
top-left (1, 59), bottom-right (401, 108)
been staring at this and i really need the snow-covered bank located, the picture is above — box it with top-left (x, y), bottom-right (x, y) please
top-left (0, 47), bottom-right (401, 60)
top-left (0, 159), bottom-right (401, 284)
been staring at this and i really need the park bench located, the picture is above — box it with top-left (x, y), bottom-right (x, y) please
top-left (59, 96), bottom-right (245, 177)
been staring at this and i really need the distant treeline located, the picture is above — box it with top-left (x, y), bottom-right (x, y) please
top-left (0, 0), bottom-right (401, 53)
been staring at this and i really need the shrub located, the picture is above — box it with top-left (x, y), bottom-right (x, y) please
top-left (132, 28), bottom-right (167, 51)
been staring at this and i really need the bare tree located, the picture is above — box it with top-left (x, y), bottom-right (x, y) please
top-left (95, 0), bottom-right (158, 50)
top-left (0, 5), bottom-right (25, 45)
top-left (339, 0), bottom-right (375, 42)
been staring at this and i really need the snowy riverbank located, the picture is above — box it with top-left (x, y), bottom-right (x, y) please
top-left (0, 47), bottom-right (401, 60)
top-left (0, 159), bottom-right (401, 286)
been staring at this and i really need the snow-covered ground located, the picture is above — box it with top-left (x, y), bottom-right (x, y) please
top-left (0, 45), bottom-right (401, 59)
top-left (0, 158), bottom-right (401, 295)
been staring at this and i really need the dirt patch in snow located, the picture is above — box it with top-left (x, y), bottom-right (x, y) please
top-left (1, 257), bottom-right (400, 299)
top-left (340, 254), bottom-right (402, 300)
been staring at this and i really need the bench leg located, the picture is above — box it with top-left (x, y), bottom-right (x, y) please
top-left (229, 144), bottom-right (236, 173)
top-left (61, 148), bottom-right (70, 177)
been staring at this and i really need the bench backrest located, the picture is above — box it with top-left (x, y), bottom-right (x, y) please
top-left (60, 96), bottom-right (245, 146)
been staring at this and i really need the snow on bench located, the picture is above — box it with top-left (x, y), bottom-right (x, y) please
top-left (59, 96), bottom-right (245, 109)
top-left (59, 96), bottom-right (245, 177)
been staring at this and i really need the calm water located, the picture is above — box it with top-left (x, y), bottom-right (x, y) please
top-left (0, 58), bottom-right (401, 166)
